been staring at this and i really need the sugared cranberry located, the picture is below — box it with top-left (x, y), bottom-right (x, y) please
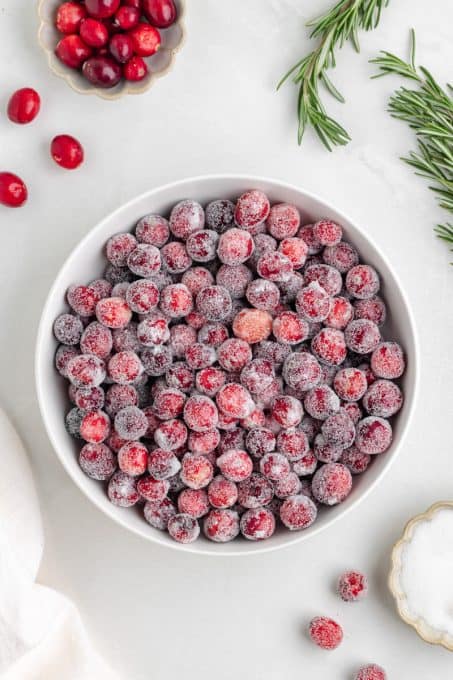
top-left (79, 442), bottom-right (116, 480)
top-left (309, 616), bottom-right (343, 650)
top-left (337, 570), bottom-right (368, 601)
top-left (355, 416), bottom-right (392, 455)
top-left (67, 353), bottom-right (106, 387)
top-left (296, 283), bottom-right (331, 322)
top-left (96, 297), bottom-right (132, 328)
top-left (217, 449), bottom-right (253, 482)
top-left (144, 497), bottom-right (176, 529)
top-left (313, 219), bottom-right (342, 246)
top-left (323, 241), bottom-right (358, 272)
top-left (278, 236), bottom-right (307, 268)
top-left (233, 308), bottom-right (273, 344)
top-left (240, 507), bottom-right (275, 540)
top-left (118, 441), bottom-right (148, 476)
top-left (167, 513), bottom-right (200, 543)
top-left (218, 228), bottom-right (254, 265)
top-left (314, 435), bottom-right (342, 463)
top-left (246, 278), bottom-right (280, 311)
top-left (304, 385), bottom-right (339, 420)
top-left (321, 412), bottom-right (355, 449)
top-left (257, 251), bottom-right (293, 282)
top-left (142, 0), bottom-right (177, 27)
top-left (371, 342), bottom-right (405, 379)
top-left (280, 494), bottom-right (317, 530)
top-left (137, 476), bottom-right (169, 502)
top-left (282, 352), bottom-right (322, 392)
top-left (260, 452), bottom-right (290, 481)
top-left (273, 311), bottom-right (308, 345)
top-left (311, 327), bottom-right (347, 366)
top-left (0, 172), bottom-right (27, 207)
top-left (180, 453), bottom-right (213, 489)
top-left (265, 203), bottom-right (300, 239)
top-left (271, 395), bottom-right (303, 428)
top-left (346, 264), bottom-right (380, 299)
top-left (83, 56), bottom-right (122, 88)
top-left (292, 449), bottom-right (318, 476)
top-left (108, 471), bottom-right (139, 507)
top-left (7, 88), bottom-right (41, 125)
top-left (51, 134), bottom-right (84, 170)
top-left (312, 463), bottom-right (352, 505)
top-left (115, 405), bottom-right (148, 440)
top-left (216, 383), bottom-right (254, 419)
top-left (340, 445), bottom-right (371, 474)
top-left (334, 367), bottom-right (367, 401)
top-left (325, 296), bottom-right (353, 330)
top-left (81, 322), bottom-right (113, 358)
top-left (298, 224), bottom-right (322, 254)
top-left (141, 344), bottom-right (173, 376)
top-left (354, 665), bottom-right (386, 680)
top-left (277, 428), bottom-right (309, 461)
top-left (363, 379), bottom-right (403, 418)
top-left (105, 384), bottom-right (138, 416)
top-left (80, 410), bottom-right (110, 443)
top-left (234, 190), bottom-right (270, 230)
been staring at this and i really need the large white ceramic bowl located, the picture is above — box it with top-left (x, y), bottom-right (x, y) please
top-left (35, 175), bottom-right (419, 556)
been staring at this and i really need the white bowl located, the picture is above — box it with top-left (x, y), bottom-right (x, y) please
top-left (35, 175), bottom-right (419, 556)
top-left (38, 0), bottom-right (185, 100)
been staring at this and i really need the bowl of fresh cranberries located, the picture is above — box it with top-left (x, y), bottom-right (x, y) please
top-left (38, 0), bottom-right (185, 99)
top-left (35, 175), bottom-right (418, 554)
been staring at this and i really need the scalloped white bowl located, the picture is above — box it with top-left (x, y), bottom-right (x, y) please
top-left (38, 0), bottom-right (185, 100)
top-left (35, 175), bottom-right (419, 555)
top-left (390, 501), bottom-right (453, 651)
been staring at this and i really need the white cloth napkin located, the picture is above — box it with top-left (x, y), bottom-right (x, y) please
top-left (0, 408), bottom-right (120, 680)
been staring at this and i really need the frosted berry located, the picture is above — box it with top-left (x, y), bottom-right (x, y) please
top-left (356, 416), bottom-right (392, 454)
top-left (141, 345), bottom-right (172, 376)
top-left (181, 453), bottom-right (213, 489)
top-left (117, 441), bottom-right (148, 476)
top-left (160, 241), bottom-right (192, 274)
top-left (137, 476), bottom-right (169, 502)
top-left (233, 308), bottom-right (273, 344)
top-left (96, 297), bottom-right (132, 329)
top-left (125, 279), bottom-right (159, 314)
top-left (371, 342), bottom-right (405, 379)
top-left (217, 338), bottom-right (252, 372)
top-left (198, 322), bottom-right (228, 348)
top-left (292, 449), bottom-right (317, 476)
top-left (176, 489), bottom-right (209, 518)
top-left (127, 243), bottom-right (161, 278)
top-left (355, 665), bottom-right (386, 680)
top-left (354, 296), bottom-right (386, 326)
top-left (260, 452), bottom-right (290, 481)
top-left (148, 448), bottom-right (181, 479)
top-left (216, 264), bottom-right (252, 299)
top-left (54, 314), bottom-right (83, 345)
top-left (136, 214), bottom-right (169, 247)
top-left (321, 412), bottom-right (355, 449)
top-left (166, 362), bottom-right (194, 393)
top-left (67, 354), bottom-right (106, 388)
top-left (363, 379), bottom-right (403, 418)
top-left (304, 385), bottom-right (339, 420)
top-left (278, 237), bottom-right (307, 269)
top-left (153, 388), bottom-right (185, 420)
top-left (181, 267), bottom-right (214, 296)
top-left (277, 428), bottom-right (309, 461)
top-left (334, 367), bottom-right (367, 401)
top-left (67, 284), bottom-right (99, 316)
top-left (309, 617), bottom-right (343, 650)
top-left (56, 345), bottom-right (80, 378)
top-left (282, 352), bottom-right (322, 392)
top-left (296, 283), bottom-right (331, 322)
top-left (323, 242), bottom-right (358, 272)
top-left (186, 229), bottom-right (219, 262)
top-left (312, 463), bottom-right (352, 505)
top-left (114, 405), bottom-right (148, 440)
top-left (79, 442), bottom-right (116, 480)
top-left (346, 264), bottom-right (380, 300)
top-left (246, 278), bottom-right (280, 311)
top-left (196, 285), bottom-right (232, 321)
top-left (257, 251), bottom-right (293, 282)
top-left (207, 475), bottom-right (238, 509)
top-left (216, 383), bottom-right (254, 419)
top-left (74, 386), bottom-right (105, 411)
top-left (137, 312), bottom-right (169, 346)
top-left (217, 449), bottom-right (253, 482)
top-left (266, 203), bottom-right (300, 239)
top-left (154, 418), bottom-right (188, 450)
top-left (337, 570), bottom-right (368, 602)
top-left (313, 219), bottom-right (342, 246)
top-left (340, 445), bottom-right (371, 474)
top-left (184, 395), bottom-right (218, 432)
top-left (240, 507), bottom-right (275, 540)
top-left (107, 351), bottom-right (142, 384)
top-left (195, 367), bottom-right (225, 396)
top-left (105, 384), bottom-right (138, 416)
top-left (169, 324), bottom-right (197, 357)
top-left (204, 508), bottom-right (240, 542)
top-left (217, 228), bottom-right (254, 265)
top-left (240, 359), bottom-right (274, 394)
top-left (160, 283), bottom-right (193, 318)
top-left (144, 497), bottom-right (176, 529)
top-left (234, 190), bottom-right (270, 229)
top-left (345, 319), bottom-right (381, 354)
top-left (79, 410), bottom-right (110, 443)
top-left (167, 513), bottom-right (200, 543)
top-left (185, 343), bottom-right (216, 370)
top-left (108, 471), bottom-right (139, 507)
top-left (271, 396), bottom-right (303, 428)
top-left (314, 434), bottom-right (342, 463)
top-left (304, 263), bottom-right (342, 296)
top-left (169, 200), bottom-right (204, 240)
top-left (106, 233), bottom-right (137, 267)
top-left (280, 494), bottom-right (317, 530)
top-left (298, 224), bottom-right (322, 254)
top-left (188, 428), bottom-right (220, 455)
top-left (325, 296), bottom-right (353, 330)
top-left (80, 321), bottom-right (113, 359)
top-left (311, 328), bottom-right (347, 366)
top-left (273, 311), bottom-right (308, 345)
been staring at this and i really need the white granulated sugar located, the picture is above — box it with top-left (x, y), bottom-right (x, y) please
top-left (401, 509), bottom-right (453, 636)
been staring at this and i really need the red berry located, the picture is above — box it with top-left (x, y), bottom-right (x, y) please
top-left (7, 88), bottom-right (41, 125)
top-left (67, 353), bottom-right (106, 388)
top-left (278, 236), bottom-right (307, 268)
top-left (340, 445), bottom-right (370, 474)
top-left (85, 0), bottom-right (120, 19)
top-left (217, 338), bottom-right (251, 372)
top-left (345, 319), bottom-right (381, 354)
top-left (325, 296), bottom-right (353, 330)
top-left (129, 22), bottom-right (161, 57)
top-left (80, 18), bottom-right (109, 47)
top-left (311, 327), bottom-right (347, 366)
top-left (114, 405), bottom-right (148, 440)
top-left (233, 308), bottom-right (273, 344)
top-left (363, 379), bottom-right (403, 418)
top-left (118, 441), bottom-right (148, 475)
top-left (298, 224), bottom-right (322, 254)
top-left (80, 321), bottom-right (113, 358)
top-left (123, 55), bottom-right (148, 81)
top-left (356, 416), bottom-right (392, 455)
top-left (309, 616), bottom-right (343, 650)
top-left (79, 442), bottom-right (116, 480)
top-left (217, 449), bottom-right (253, 483)
top-left (83, 56), bottom-right (122, 88)
top-left (313, 219), bottom-right (342, 246)
top-left (178, 488), bottom-right (209, 518)
top-left (51, 135), bottom-right (84, 170)
top-left (240, 507), bottom-right (275, 540)
top-left (0, 172), bottom-right (27, 208)
top-left (108, 471), bottom-right (139, 507)
top-left (218, 228), bottom-right (255, 266)
top-left (257, 251), bottom-right (293, 282)
top-left (346, 264), bottom-right (380, 299)
top-left (280, 494), bottom-right (317, 530)
top-left (260, 452), bottom-right (290, 481)
top-left (296, 283), bottom-right (331, 322)
top-left (273, 311), bottom-right (308, 345)
top-left (180, 453), bottom-right (213, 489)
top-left (96, 297), bottom-right (132, 328)
top-left (114, 5), bottom-right (140, 29)
top-left (234, 190), bottom-right (270, 230)
top-left (371, 342), bottom-right (405, 379)
top-left (137, 475), bottom-right (169, 502)
top-left (282, 352), bottom-right (322, 392)
top-left (312, 463), bottom-right (352, 505)
top-left (337, 570), bottom-right (368, 601)
top-left (56, 2), bottom-right (87, 33)
top-left (334, 367), bottom-right (367, 402)
top-left (355, 665), bottom-right (386, 680)
top-left (142, 0), bottom-right (177, 28)
top-left (55, 34), bottom-right (92, 69)
top-left (271, 395), bottom-right (303, 428)
top-left (109, 33), bottom-right (134, 63)
top-left (80, 410), bottom-right (111, 443)
top-left (216, 384), bottom-right (254, 420)
top-left (204, 508), bottom-right (240, 542)
top-left (126, 279), bottom-right (159, 314)
top-left (266, 203), bottom-right (300, 239)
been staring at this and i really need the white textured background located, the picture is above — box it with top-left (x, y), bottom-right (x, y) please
top-left (1, 0), bottom-right (453, 677)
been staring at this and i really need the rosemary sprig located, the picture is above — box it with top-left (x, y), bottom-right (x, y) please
top-left (278, 0), bottom-right (390, 151)
top-left (370, 30), bottom-right (453, 255)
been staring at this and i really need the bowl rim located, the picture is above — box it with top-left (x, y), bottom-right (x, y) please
top-left (389, 500), bottom-right (453, 651)
top-left (35, 173), bottom-right (420, 556)
top-left (37, 0), bottom-right (186, 100)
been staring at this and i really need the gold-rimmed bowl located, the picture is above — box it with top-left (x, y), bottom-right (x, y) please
top-left (389, 501), bottom-right (453, 651)
top-left (37, 0), bottom-right (186, 100)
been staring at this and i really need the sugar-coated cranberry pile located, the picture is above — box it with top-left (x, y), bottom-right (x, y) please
top-left (54, 189), bottom-right (406, 544)
top-left (54, 0), bottom-right (177, 88)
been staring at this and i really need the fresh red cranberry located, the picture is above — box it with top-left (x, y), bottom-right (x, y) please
top-left (51, 135), bottom-right (84, 170)
top-left (85, 0), bottom-right (120, 19)
top-left (129, 23), bottom-right (161, 57)
top-left (55, 34), bottom-right (92, 70)
top-left (123, 55), bottom-right (148, 81)
top-left (7, 88), bottom-right (41, 125)
top-left (55, 1), bottom-right (87, 33)
top-left (0, 172), bottom-right (27, 207)
top-left (114, 5), bottom-right (140, 29)
top-left (82, 56), bottom-right (122, 88)
top-left (109, 33), bottom-right (134, 63)
top-left (124, 0), bottom-right (141, 6)
top-left (79, 18), bottom-right (109, 47)
top-left (142, 0), bottom-right (177, 28)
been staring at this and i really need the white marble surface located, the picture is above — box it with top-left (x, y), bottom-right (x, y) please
top-left (1, 0), bottom-right (453, 677)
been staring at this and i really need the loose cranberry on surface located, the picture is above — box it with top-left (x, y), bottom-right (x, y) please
top-left (56, 34), bottom-right (92, 69)
top-left (142, 0), bottom-right (177, 28)
top-left (55, 1), bottom-right (87, 33)
top-left (51, 135), bottom-right (84, 170)
top-left (337, 570), bottom-right (368, 602)
top-left (309, 616), bottom-right (343, 650)
top-left (83, 56), bottom-right (122, 88)
top-left (354, 665), bottom-right (386, 680)
top-left (0, 172), bottom-right (27, 207)
top-left (7, 88), bottom-right (41, 125)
